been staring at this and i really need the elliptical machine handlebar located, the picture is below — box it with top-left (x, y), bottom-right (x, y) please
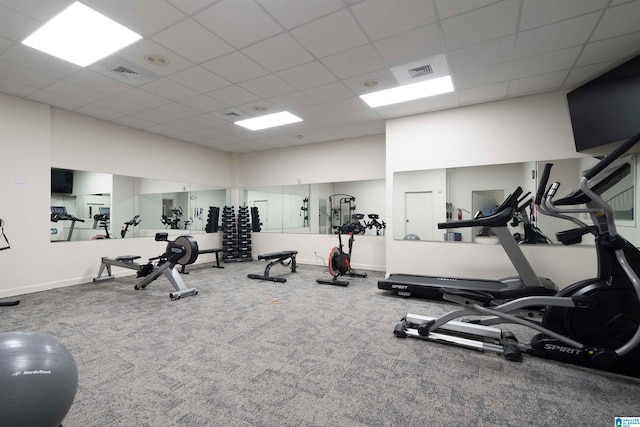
top-left (583, 132), bottom-right (640, 180)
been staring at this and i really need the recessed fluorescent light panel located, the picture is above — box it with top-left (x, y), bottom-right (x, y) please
top-left (21, 2), bottom-right (142, 67)
top-left (235, 111), bottom-right (303, 131)
top-left (360, 75), bottom-right (454, 108)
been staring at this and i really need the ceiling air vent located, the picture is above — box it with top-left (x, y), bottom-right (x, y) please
top-left (391, 54), bottom-right (450, 85)
top-left (408, 64), bottom-right (433, 79)
top-left (109, 66), bottom-right (141, 80)
top-left (92, 56), bottom-right (159, 86)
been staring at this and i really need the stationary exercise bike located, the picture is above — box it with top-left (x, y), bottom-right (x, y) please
top-left (316, 224), bottom-right (367, 287)
top-left (394, 133), bottom-right (640, 378)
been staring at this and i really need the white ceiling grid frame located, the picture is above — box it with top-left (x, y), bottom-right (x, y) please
top-left (0, 0), bottom-right (639, 153)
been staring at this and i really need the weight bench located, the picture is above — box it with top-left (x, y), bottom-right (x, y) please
top-left (247, 250), bottom-right (298, 283)
top-left (180, 248), bottom-right (224, 273)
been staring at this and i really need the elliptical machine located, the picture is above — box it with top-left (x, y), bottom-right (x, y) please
top-left (394, 133), bottom-right (640, 378)
top-left (316, 224), bottom-right (368, 287)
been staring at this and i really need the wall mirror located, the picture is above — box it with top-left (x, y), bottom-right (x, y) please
top-left (393, 156), bottom-right (637, 245)
top-left (51, 168), bottom-right (229, 242)
top-left (241, 179), bottom-right (386, 235)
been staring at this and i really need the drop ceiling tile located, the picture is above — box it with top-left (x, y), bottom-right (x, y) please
top-left (511, 46), bottom-right (582, 79)
top-left (515, 12), bottom-right (600, 58)
top-left (440, 0), bottom-right (519, 51)
top-left (147, 125), bottom-right (186, 138)
top-left (276, 61), bottom-right (336, 90)
top-left (27, 90), bottom-right (85, 110)
top-left (0, 1), bottom-right (70, 23)
top-left (507, 70), bottom-right (569, 96)
top-left (167, 0), bottom-right (213, 15)
top-left (132, 108), bottom-right (175, 124)
top-left (194, 0), bottom-right (283, 49)
top-left (452, 61), bottom-right (513, 90)
top-left (185, 113), bottom-right (227, 128)
top-left (169, 66), bottom-right (230, 93)
top-left (303, 81), bottom-right (353, 103)
top-left (0, 4), bottom-right (40, 41)
top-left (115, 39), bottom-right (193, 77)
top-left (154, 102), bottom-right (201, 119)
top-left (564, 59), bottom-right (626, 86)
top-left (140, 78), bottom-right (199, 101)
top-left (112, 115), bottom-right (156, 130)
top-left (374, 24), bottom-right (444, 68)
top-left (341, 68), bottom-right (397, 94)
top-left (239, 74), bottom-right (295, 99)
top-left (94, 97), bottom-right (149, 116)
top-left (457, 82), bottom-right (508, 105)
top-left (116, 87), bottom-right (171, 109)
top-left (591, 1), bottom-right (640, 41)
top-left (202, 51), bottom-right (269, 83)
top-left (0, 36), bottom-right (12, 54)
top-left (152, 19), bottom-right (234, 64)
top-left (73, 103), bottom-right (126, 121)
top-left (242, 33), bottom-right (314, 73)
top-left (0, 77), bottom-right (37, 97)
top-left (267, 91), bottom-right (314, 110)
top-left (519, 0), bottom-right (608, 31)
top-left (321, 44), bottom-right (386, 80)
top-left (257, 0), bottom-right (344, 29)
top-left (179, 94), bottom-right (229, 113)
top-left (65, 69), bottom-right (131, 95)
top-left (208, 84), bottom-right (261, 106)
top-left (0, 44), bottom-right (79, 79)
top-left (83, 0), bottom-right (185, 37)
top-left (434, 0), bottom-right (497, 20)
top-left (44, 80), bottom-right (108, 103)
top-left (351, 0), bottom-right (437, 41)
top-left (448, 35), bottom-right (516, 74)
top-left (575, 32), bottom-right (640, 67)
top-left (291, 9), bottom-right (368, 58)
top-left (0, 59), bottom-right (56, 88)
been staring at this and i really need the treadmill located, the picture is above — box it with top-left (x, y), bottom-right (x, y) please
top-left (378, 186), bottom-right (557, 300)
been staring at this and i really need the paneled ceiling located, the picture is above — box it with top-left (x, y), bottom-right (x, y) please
top-left (1, 0), bottom-right (639, 153)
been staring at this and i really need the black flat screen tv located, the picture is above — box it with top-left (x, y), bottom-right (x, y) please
top-left (567, 55), bottom-right (640, 151)
top-left (51, 168), bottom-right (74, 194)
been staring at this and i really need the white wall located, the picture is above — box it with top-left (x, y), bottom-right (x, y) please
top-left (237, 134), bottom-right (385, 187)
top-left (386, 91), bottom-right (598, 289)
top-left (0, 94), bottom-right (231, 298)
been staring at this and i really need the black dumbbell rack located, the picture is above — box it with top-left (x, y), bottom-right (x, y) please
top-left (222, 206), bottom-right (252, 262)
top-left (205, 206), bottom-right (219, 233)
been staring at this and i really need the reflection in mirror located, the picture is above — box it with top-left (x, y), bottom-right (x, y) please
top-left (393, 156), bottom-right (638, 245)
top-left (393, 162), bottom-right (538, 242)
top-left (136, 178), bottom-right (229, 236)
top-left (51, 169), bottom-right (113, 242)
top-left (241, 179), bottom-right (385, 235)
top-left (536, 154), bottom-right (636, 245)
top-left (51, 168), bottom-right (230, 241)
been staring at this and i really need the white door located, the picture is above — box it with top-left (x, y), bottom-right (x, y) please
top-left (405, 191), bottom-right (433, 240)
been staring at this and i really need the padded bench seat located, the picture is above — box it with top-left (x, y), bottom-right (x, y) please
top-left (248, 250), bottom-right (297, 283)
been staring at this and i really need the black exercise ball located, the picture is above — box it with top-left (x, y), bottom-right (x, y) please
top-left (0, 331), bottom-right (78, 427)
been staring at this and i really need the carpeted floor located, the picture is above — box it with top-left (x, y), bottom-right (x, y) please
top-left (2, 260), bottom-right (639, 426)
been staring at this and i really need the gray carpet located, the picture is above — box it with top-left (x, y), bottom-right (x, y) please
top-left (2, 261), bottom-right (639, 426)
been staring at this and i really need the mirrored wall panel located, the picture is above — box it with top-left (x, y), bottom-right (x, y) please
top-left (51, 168), bottom-right (229, 242)
top-left (393, 155), bottom-right (637, 245)
top-left (241, 179), bottom-right (386, 235)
